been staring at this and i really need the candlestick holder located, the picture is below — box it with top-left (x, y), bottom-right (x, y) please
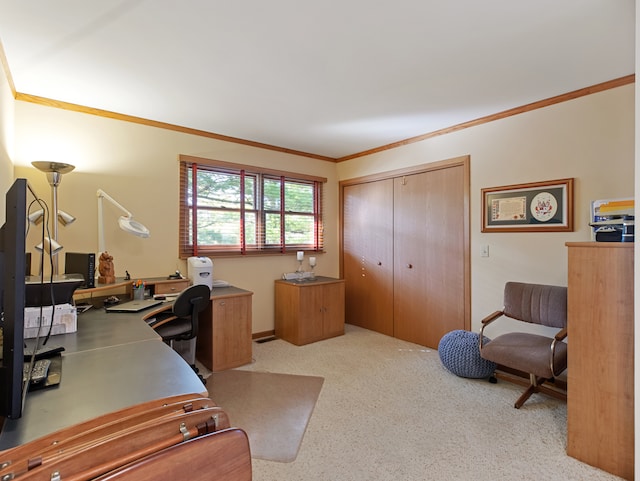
top-left (308, 256), bottom-right (317, 280)
top-left (295, 256), bottom-right (305, 282)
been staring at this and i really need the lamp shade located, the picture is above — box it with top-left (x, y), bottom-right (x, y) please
top-left (29, 209), bottom-right (76, 226)
top-left (97, 189), bottom-right (151, 254)
top-left (57, 210), bottom-right (76, 226)
top-left (35, 237), bottom-right (63, 255)
top-left (118, 216), bottom-right (150, 238)
top-left (28, 209), bottom-right (44, 225)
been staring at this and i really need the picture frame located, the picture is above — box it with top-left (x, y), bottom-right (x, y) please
top-left (481, 178), bottom-right (574, 232)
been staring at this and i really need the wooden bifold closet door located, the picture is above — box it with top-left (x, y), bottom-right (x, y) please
top-left (343, 179), bottom-right (394, 336)
top-left (341, 157), bottom-right (469, 349)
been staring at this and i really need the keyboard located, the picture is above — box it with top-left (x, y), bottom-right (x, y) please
top-left (24, 344), bottom-right (65, 361)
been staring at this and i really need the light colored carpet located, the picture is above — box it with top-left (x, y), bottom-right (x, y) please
top-left (234, 324), bottom-right (624, 481)
top-left (207, 370), bottom-right (324, 463)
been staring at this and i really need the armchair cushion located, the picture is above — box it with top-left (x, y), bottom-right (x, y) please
top-left (480, 332), bottom-right (567, 379)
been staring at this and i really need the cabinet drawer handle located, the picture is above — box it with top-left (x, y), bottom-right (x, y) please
top-left (219, 301), bottom-right (226, 306)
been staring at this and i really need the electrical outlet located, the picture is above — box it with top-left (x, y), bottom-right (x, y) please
top-left (480, 244), bottom-right (490, 257)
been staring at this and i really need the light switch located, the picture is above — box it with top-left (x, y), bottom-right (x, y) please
top-left (480, 244), bottom-right (490, 257)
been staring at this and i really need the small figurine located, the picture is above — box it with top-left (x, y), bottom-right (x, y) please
top-left (98, 251), bottom-right (116, 284)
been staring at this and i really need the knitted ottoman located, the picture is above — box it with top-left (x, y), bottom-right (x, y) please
top-left (438, 330), bottom-right (496, 379)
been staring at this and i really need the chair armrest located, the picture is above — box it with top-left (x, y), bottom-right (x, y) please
top-left (141, 302), bottom-right (172, 321)
top-left (481, 310), bottom-right (504, 325)
top-left (554, 327), bottom-right (567, 342)
top-left (479, 310), bottom-right (504, 350)
top-left (549, 327), bottom-right (568, 376)
top-left (147, 315), bottom-right (178, 329)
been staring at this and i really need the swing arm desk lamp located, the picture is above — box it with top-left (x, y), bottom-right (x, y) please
top-left (97, 189), bottom-right (150, 283)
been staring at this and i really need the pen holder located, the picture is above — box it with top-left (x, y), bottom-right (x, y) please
top-left (133, 287), bottom-right (145, 300)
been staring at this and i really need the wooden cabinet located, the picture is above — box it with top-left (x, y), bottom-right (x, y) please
top-left (566, 242), bottom-right (634, 480)
top-left (274, 277), bottom-right (345, 346)
top-left (196, 286), bottom-right (253, 372)
top-left (341, 157), bottom-right (470, 349)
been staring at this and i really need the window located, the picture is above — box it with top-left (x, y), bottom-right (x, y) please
top-left (179, 155), bottom-right (325, 257)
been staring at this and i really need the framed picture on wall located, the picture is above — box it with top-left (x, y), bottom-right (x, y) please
top-left (481, 178), bottom-right (574, 232)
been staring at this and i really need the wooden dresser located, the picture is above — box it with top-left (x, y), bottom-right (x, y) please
top-left (566, 242), bottom-right (634, 480)
top-left (274, 277), bottom-right (345, 345)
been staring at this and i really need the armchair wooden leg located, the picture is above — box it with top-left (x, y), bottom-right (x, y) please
top-left (514, 385), bottom-right (536, 409)
top-left (514, 374), bottom-right (543, 409)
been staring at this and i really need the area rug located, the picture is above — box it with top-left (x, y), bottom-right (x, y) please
top-left (207, 370), bottom-right (324, 463)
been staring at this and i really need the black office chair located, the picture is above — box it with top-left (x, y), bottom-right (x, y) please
top-left (147, 284), bottom-right (211, 382)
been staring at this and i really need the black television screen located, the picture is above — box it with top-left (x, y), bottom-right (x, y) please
top-left (0, 178), bottom-right (30, 419)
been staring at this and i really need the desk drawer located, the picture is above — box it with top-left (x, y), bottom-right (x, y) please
top-left (154, 280), bottom-right (189, 295)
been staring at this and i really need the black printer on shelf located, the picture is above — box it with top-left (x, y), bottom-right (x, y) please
top-left (593, 217), bottom-right (634, 242)
top-left (590, 198), bottom-right (634, 242)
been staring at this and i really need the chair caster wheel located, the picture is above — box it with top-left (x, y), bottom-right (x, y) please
top-left (190, 364), bottom-right (206, 385)
top-left (488, 375), bottom-right (497, 384)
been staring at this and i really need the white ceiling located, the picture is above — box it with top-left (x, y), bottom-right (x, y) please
top-left (0, 1), bottom-right (635, 160)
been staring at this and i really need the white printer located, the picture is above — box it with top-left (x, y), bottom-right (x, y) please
top-left (187, 256), bottom-right (213, 290)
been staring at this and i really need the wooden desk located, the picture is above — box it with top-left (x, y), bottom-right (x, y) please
top-left (0, 307), bottom-right (206, 450)
top-left (196, 286), bottom-right (253, 372)
top-left (73, 276), bottom-right (190, 302)
top-left (565, 242), bottom-right (634, 480)
top-left (26, 307), bottom-right (166, 354)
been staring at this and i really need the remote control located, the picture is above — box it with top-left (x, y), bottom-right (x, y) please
top-left (23, 359), bottom-right (52, 385)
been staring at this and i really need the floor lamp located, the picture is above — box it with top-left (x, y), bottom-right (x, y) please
top-left (97, 189), bottom-right (150, 284)
top-left (32, 161), bottom-right (75, 275)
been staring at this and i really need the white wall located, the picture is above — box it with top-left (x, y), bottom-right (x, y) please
top-left (11, 102), bottom-right (340, 334)
top-left (0, 54), bottom-right (15, 219)
top-left (338, 84), bottom-right (635, 334)
top-left (6, 83), bottom-right (635, 338)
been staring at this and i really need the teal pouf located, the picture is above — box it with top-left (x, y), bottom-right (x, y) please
top-left (438, 330), bottom-right (496, 379)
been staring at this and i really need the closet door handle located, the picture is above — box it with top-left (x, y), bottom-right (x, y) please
top-left (377, 261), bottom-right (382, 266)
top-left (406, 263), bottom-right (413, 269)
